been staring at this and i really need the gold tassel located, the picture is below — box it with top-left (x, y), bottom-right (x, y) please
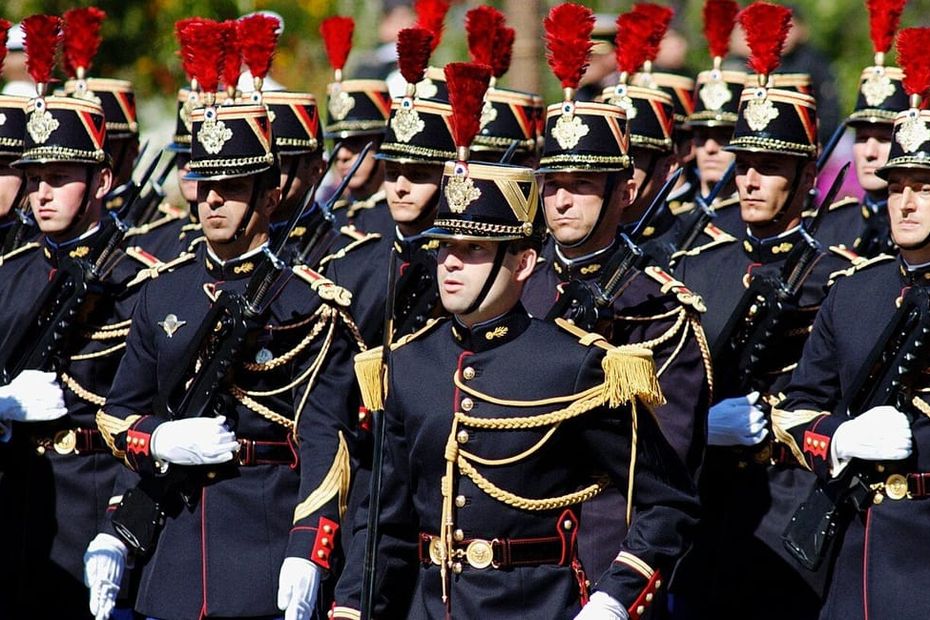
top-left (601, 346), bottom-right (665, 409)
top-left (354, 347), bottom-right (385, 412)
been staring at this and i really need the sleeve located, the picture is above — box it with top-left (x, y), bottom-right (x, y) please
top-left (331, 352), bottom-right (419, 619)
top-left (574, 350), bottom-right (701, 620)
top-left (285, 310), bottom-right (361, 572)
top-left (771, 282), bottom-right (847, 479)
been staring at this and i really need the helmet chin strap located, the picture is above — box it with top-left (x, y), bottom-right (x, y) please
top-left (228, 176), bottom-right (264, 244)
top-left (278, 156), bottom-right (302, 218)
top-left (59, 167), bottom-right (98, 240)
top-left (766, 159), bottom-right (806, 228)
top-left (462, 241), bottom-right (510, 316)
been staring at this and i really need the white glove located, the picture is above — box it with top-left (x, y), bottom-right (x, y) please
top-left (0, 370), bottom-right (67, 422)
top-left (277, 557), bottom-right (321, 620)
top-left (83, 533), bottom-right (128, 620)
top-left (574, 591), bottom-right (630, 620)
top-left (707, 392), bottom-right (768, 446)
top-left (150, 416), bottom-right (239, 466)
top-left (832, 405), bottom-right (912, 472)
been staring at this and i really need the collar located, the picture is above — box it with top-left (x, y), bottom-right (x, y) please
top-left (899, 256), bottom-right (930, 286)
top-left (269, 206), bottom-right (318, 244)
top-left (742, 226), bottom-right (805, 264)
top-left (203, 242), bottom-right (268, 280)
top-left (553, 240), bottom-right (615, 281)
top-left (450, 303), bottom-right (532, 352)
top-left (623, 199), bottom-right (679, 241)
top-left (863, 193), bottom-right (888, 217)
top-left (43, 223), bottom-right (102, 268)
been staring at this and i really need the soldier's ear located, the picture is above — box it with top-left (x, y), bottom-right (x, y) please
top-left (261, 186), bottom-right (282, 217)
top-left (618, 176), bottom-right (639, 209)
top-left (512, 247), bottom-right (538, 283)
top-left (94, 167), bottom-right (113, 200)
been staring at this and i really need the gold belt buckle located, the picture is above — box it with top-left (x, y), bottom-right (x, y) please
top-left (884, 474), bottom-right (909, 500)
top-left (428, 536), bottom-right (444, 566)
top-left (53, 429), bottom-right (78, 455)
top-left (465, 539), bottom-right (494, 570)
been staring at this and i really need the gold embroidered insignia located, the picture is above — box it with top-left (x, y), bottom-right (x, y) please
top-left (328, 89), bottom-right (355, 121)
top-left (289, 226), bottom-right (306, 238)
top-left (862, 68), bottom-right (895, 107)
top-left (181, 94), bottom-right (197, 133)
top-left (580, 263), bottom-right (601, 275)
top-left (69, 246), bottom-right (90, 258)
top-left (743, 240), bottom-right (753, 253)
top-left (198, 109), bottom-right (233, 155)
top-left (484, 326), bottom-right (508, 340)
top-left (771, 242), bottom-right (794, 254)
top-left (158, 313), bottom-right (187, 338)
top-left (896, 110), bottom-right (930, 153)
top-left (417, 78), bottom-right (438, 100)
top-left (233, 261), bottom-right (254, 275)
top-left (552, 112), bottom-right (589, 149)
top-left (606, 87), bottom-right (637, 120)
top-left (391, 103), bottom-right (425, 142)
top-left (745, 91), bottom-right (779, 131)
top-left (26, 104), bottom-right (60, 144)
top-left (479, 100), bottom-right (497, 129)
top-left (444, 171), bottom-right (481, 214)
top-left (699, 77), bottom-right (732, 112)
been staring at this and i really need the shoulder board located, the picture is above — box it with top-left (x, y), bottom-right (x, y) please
top-left (182, 234), bottom-right (206, 254)
top-left (347, 190), bottom-right (387, 217)
top-left (0, 241), bottom-right (40, 266)
top-left (330, 198), bottom-right (350, 212)
top-left (670, 223), bottom-right (736, 260)
top-left (390, 317), bottom-right (445, 351)
top-left (124, 250), bottom-right (196, 288)
top-left (292, 265), bottom-right (353, 307)
top-left (643, 265), bottom-right (707, 313)
top-left (669, 200), bottom-right (695, 217)
top-left (319, 227), bottom-right (382, 267)
top-left (157, 202), bottom-right (187, 219)
top-left (124, 246), bottom-right (163, 269)
top-left (827, 251), bottom-right (895, 285)
top-left (802, 195), bottom-right (858, 219)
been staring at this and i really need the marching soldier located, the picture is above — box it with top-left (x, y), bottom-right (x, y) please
top-left (771, 27), bottom-right (930, 620)
top-left (0, 16), bottom-right (159, 617)
top-left (673, 4), bottom-right (853, 618)
top-left (0, 90), bottom-right (37, 253)
top-left (810, 0), bottom-right (907, 256)
top-left (332, 56), bottom-right (699, 620)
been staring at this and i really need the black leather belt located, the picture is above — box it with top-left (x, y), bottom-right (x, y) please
top-left (418, 533), bottom-right (568, 570)
top-left (236, 438), bottom-right (296, 467)
top-left (878, 472), bottom-right (930, 500)
top-left (33, 427), bottom-right (108, 456)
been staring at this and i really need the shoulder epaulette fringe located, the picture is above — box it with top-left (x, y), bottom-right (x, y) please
top-left (354, 347), bottom-right (385, 412)
top-left (827, 251), bottom-right (894, 284)
top-left (391, 317), bottom-right (444, 350)
top-left (319, 227), bottom-right (382, 266)
top-left (292, 265), bottom-right (352, 307)
top-left (671, 223), bottom-right (736, 260)
top-left (0, 241), bottom-right (40, 265)
top-left (643, 265), bottom-right (707, 313)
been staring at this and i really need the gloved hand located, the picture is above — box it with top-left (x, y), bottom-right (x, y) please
top-left (150, 416), bottom-right (239, 466)
top-left (707, 391), bottom-right (768, 446)
top-left (0, 370), bottom-right (67, 422)
top-left (574, 591), bottom-right (630, 620)
top-left (833, 405), bottom-right (912, 468)
top-left (83, 533), bottom-right (128, 620)
top-left (277, 557), bottom-right (321, 620)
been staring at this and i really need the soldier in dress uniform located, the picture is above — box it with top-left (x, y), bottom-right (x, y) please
top-left (809, 0), bottom-right (907, 257)
top-left (522, 5), bottom-right (710, 595)
top-left (0, 20), bottom-right (160, 615)
top-left (672, 4), bottom-right (854, 618)
top-left (0, 91), bottom-right (38, 253)
top-left (85, 89), bottom-right (362, 619)
top-left (331, 56), bottom-right (699, 620)
top-left (771, 30), bottom-right (930, 619)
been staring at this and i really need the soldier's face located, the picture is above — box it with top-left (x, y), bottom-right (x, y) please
top-left (694, 126), bottom-right (736, 185)
top-left (887, 169), bottom-right (930, 253)
top-left (852, 125), bottom-right (892, 194)
top-left (197, 176), bottom-right (276, 245)
top-left (176, 154), bottom-right (197, 204)
top-left (384, 161), bottom-right (441, 229)
top-left (543, 172), bottom-right (609, 245)
top-left (735, 152), bottom-right (808, 227)
top-left (0, 161), bottom-right (23, 219)
top-left (278, 153), bottom-right (324, 215)
top-left (334, 138), bottom-right (380, 193)
top-left (25, 162), bottom-right (111, 238)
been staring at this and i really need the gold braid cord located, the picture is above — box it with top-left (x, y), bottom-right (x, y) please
top-left (292, 431), bottom-right (351, 522)
top-left (60, 372), bottom-right (106, 406)
top-left (770, 406), bottom-right (826, 469)
top-left (229, 387), bottom-right (295, 432)
top-left (96, 410), bottom-right (142, 464)
top-left (914, 396), bottom-right (930, 419)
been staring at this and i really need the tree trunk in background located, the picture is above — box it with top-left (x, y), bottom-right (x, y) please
top-left (504, 0), bottom-right (541, 95)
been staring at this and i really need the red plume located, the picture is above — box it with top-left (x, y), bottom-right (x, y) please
top-left (739, 2), bottom-right (792, 76)
top-left (397, 27), bottom-right (433, 86)
top-left (466, 6), bottom-right (504, 68)
top-left (633, 3), bottom-right (674, 63)
top-left (703, 0), bottom-right (740, 59)
top-left (615, 11), bottom-right (654, 75)
top-left (180, 19), bottom-right (224, 94)
top-left (491, 26), bottom-right (515, 79)
top-left (0, 20), bottom-right (11, 74)
top-left (237, 13), bottom-right (279, 81)
top-left (867, 0), bottom-right (907, 55)
top-left (320, 16), bottom-right (354, 73)
top-left (62, 7), bottom-right (106, 78)
top-left (897, 28), bottom-right (930, 100)
top-left (220, 20), bottom-right (241, 91)
top-left (544, 3), bottom-right (595, 90)
top-left (414, 0), bottom-right (451, 53)
top-left (22, 15), bottom-right (61, 88)
top-left (445, 62), bottom-right (492, 152)
top-left (175, 17), bottom-right (206, 81)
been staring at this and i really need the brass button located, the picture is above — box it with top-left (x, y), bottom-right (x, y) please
top-left (645, 593), bottom-right (653, 602)
top-left (317, 550), bottom-right (326, 559)
top-left (321, 537), bottom-right (330, 547)
top-left (655, 580), bottom-right (662, 588)
top-left (455, 495), bottom-right (467, 508)
top-left (874, 492), bottom-right (884, 505)
top-left (206, 471), bottom-right (217, 480)
top-left (637, 605), bottom-right (646, 615)
top-left (36, 445), bottom-right (46, 456)
top-left (876, 464), bottom-right (886, 473)
top-left (461, 398), bottom-right (474, 412)
top-left (453, 529), bottom-right (464, 542)
top-left (452, 561), bottom-right (463, 574)
top-left (456, 430), bottom-right (469, 444)
top-left (463, 367), bottom-right (476, 381)
top-left (562, 519), bottom-right (573, 530)
top-left (323, 524), bottom-right (333, 534)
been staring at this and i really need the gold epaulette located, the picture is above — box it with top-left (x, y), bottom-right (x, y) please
top-left (643, 265), bottom-right (707, 312)
top-left (124, 246), bottom-right (162, 269)
top-left (827, 251), bottom-right (894, 285)
top-left (292, 264), bottom-right (352, 307)
top-left (318, 226), bottom-right (382, 266)
top-left (670, 223), bottom-right (736, 260)
top-left (125, 202), bottom-right (187, 238)
top-left (554, 318), bottom-right (664, 409)
top-left (0, 241), bottom-right (40, 266)
top-left (803, 195), bottom-right (858, 219)
top-left (346, 189), bottom-right (387, 218)
top-left (669, 199), bottom-right (695, 217)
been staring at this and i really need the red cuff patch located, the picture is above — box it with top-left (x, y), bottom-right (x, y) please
top-left (312, 516), bottom-right (339, 570)
top-left (803, 431), bottom-right (830, 460)
top-left (358, 406), bottom-right (371, 433)
top-left (127, 427), bottom-right (151, 457)
top-left (628, 569), bottom-right (663, 620)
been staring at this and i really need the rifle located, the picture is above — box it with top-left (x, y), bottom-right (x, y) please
top-left (0, 212), bottom-right (128, 385)
top-left (1, 180), bottom-right (35, 254)
top-left (783, 284), bottom-right (930, 571)
top-left (544, 168), bottom-right (683, 331)
top-left (117, 149), bottom-right (179, 228)
top-left (710, 162), bottom-right (850, 400)
top-left (111, 166), bottom-right (325, 555)
top-left (669, 161), bottom-right (736, 269)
